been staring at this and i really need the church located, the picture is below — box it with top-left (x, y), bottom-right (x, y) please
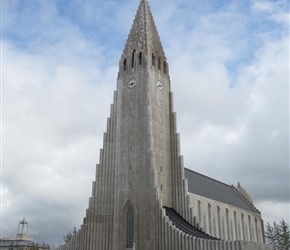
top-left (56, 1), bottom-right (271, 249)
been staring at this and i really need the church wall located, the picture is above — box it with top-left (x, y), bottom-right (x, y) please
top-left (188, 193), bottom-right (265, 243)
top-left (159, 206), bottom-right (272, 250)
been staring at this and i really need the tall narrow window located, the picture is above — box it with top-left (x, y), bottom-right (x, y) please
top-left (230, 220), bottom-right (234, 240)
top-left (152, 53), bottom-right (155, 66)
top-left (255, 218), bottom-right (259, 243)
top-left (222, 218), bottom-right (225, 240)
top-left (257, 227), bottom-right (261, 243)
top-left (251, 225), bottom-right (255, 242)
top-left (139, 52), bottom-right (142, 65)
top-left (123, 58), bottom-right (127, 70)
top-left (217, 206), bottom-right (221, 238)
top-left (213, 215), bottom-right (217, 236)
top-left (226, 209), bottom-right (230, 240)
top-left (158, 56), bottom-right (161, 70)
top-left (126, 207), bottom-right (134, 248)
top-left (208, 204), bottom-right (212, 234)
top-left (238, 222), bottom-right (241, 240)
top-left (163, 61), bottom-right (167, 73)
top-left (241, 213), bottom-right (245, 240)
top-left (203, 213), bottom-right (207, 231)
top-left (248, 216), bottom-right (252, 241)
top-left (234, 211), bottom-right (238, 240)
top-left (131, 50), bottom-right (135, 68)
top-left (198, 201), bottom-right (201, 225)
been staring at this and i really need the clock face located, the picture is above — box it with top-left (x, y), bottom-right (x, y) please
top-left (156, 81), bottom-right (163, 90)
top-left (128, 80), bottom-right (136, 89)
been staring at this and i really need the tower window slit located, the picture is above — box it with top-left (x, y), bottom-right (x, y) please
top-left (158, 57), bottom-right (161, 70)
top-left (131, 50), bottom-right (135, 68)
top-left (139, 52), bottom-right (142, 65)
top-left (163, 61), bottom-right (167, 73)
top-left (123, 58), bottom-right (127, 71)
top-left (152, 53), bottom-right (155, 66)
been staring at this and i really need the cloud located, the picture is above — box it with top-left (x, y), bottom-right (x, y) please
top-left (2, 31), bottom-right (116, 245)
top-left (1, 0), bottom-right (288, 246)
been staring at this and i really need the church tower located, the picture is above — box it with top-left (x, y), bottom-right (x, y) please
top-left (57, 1), bottom-right (272, 249)
top-left (113, 0), bottom-right (184, 248)
top-left (69, 1), bottom-right (191, 249)
top-left (91, 0), bottom-right (190, 248)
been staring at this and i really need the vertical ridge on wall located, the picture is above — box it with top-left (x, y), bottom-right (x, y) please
top-left (169, 91), bottom-right (191, 223)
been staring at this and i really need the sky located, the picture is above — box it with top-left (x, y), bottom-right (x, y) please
top-left (1, 0), bottom-right (289, 247)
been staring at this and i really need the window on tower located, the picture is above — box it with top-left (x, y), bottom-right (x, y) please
top-left (123, 58), bottom-right (127, 71)
top-left (131, 50), bottom-right (135, 68)
top-left (126, 207), bottom-right (134, 248)
top-left (163, 61), bottom-right (167, 74)
top-left (158, 56), bottom-right (161, 70)
top-left (139, 52), bottom-right (142, 65)
top-left (152, 53), bottom-right (155, 66)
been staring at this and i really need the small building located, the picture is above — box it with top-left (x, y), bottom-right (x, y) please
top-left (0, 218), bottom-right (50, 250)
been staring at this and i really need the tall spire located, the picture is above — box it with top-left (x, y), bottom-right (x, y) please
top-left (120, 0), bottom-right (168, 75)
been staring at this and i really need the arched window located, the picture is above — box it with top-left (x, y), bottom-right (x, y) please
top-left (152, 53), bottom-right (155, 66)
top-left (131, 50), bottom-right (135, 68)
top-left (139, 52), bottom-right (142, 65)
top-left (158, 56), bottom-right (161, 70)
top-left (123, 58), bottom-right (127, 71)
top-left (126, 207), bottom-right (134, 248)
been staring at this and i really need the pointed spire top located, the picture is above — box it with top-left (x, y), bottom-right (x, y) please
top-left (121, 0), bottom-right (167, 64)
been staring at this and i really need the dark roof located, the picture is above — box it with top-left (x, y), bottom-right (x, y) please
top-left (184, 168), bottom-right (257, 213)
top-left (164, 207), bottom-right (217, 240)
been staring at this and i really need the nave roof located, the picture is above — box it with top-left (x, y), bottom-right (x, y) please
top-left (184, 168), bottom-right (258, 213)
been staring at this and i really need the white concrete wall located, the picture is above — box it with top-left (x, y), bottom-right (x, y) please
top-left (188, 193), bottom-right (265, 243)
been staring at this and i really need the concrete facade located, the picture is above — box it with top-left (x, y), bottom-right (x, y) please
top-left (56, 1), bottom-right (272, 249)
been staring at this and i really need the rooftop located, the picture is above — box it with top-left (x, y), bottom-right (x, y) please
top-left (184, 168), bottom-right (258, 213)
